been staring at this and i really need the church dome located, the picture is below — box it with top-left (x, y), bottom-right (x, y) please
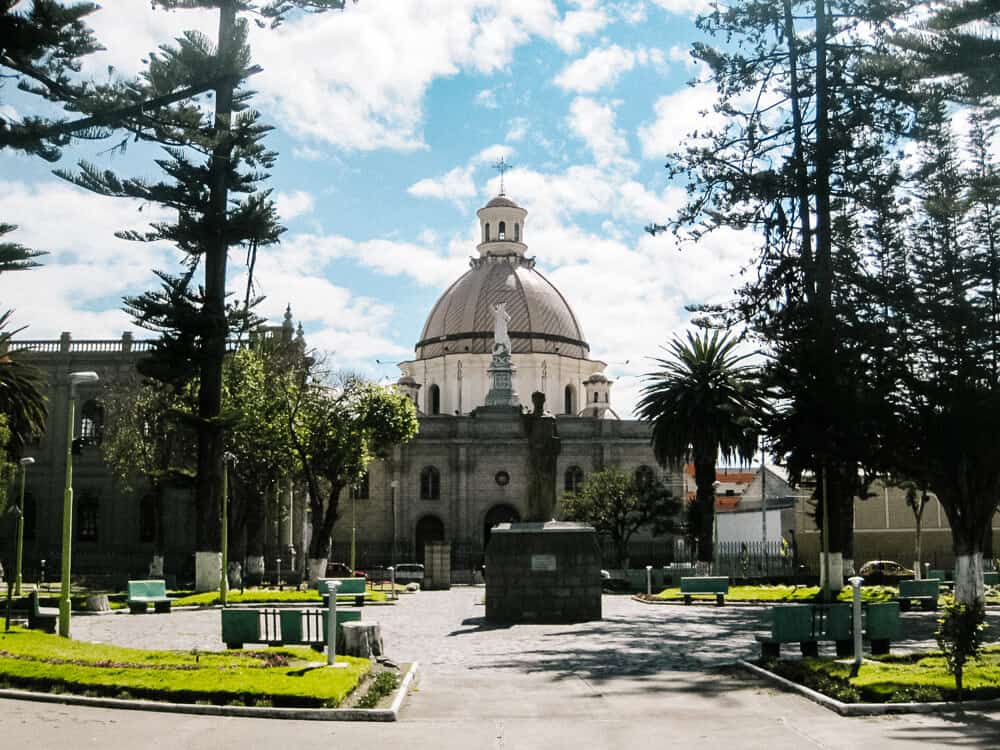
top-left (415, 195), bottom-right (588, 360)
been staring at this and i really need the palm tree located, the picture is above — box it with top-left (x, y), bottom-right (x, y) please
top-left (637, 330), bottom-right (765, 564)
top-left (0, 310), bottom-right (48, 452)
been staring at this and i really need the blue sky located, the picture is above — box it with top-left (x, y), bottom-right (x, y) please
top-left (1, 0), bottom-right (756, 416)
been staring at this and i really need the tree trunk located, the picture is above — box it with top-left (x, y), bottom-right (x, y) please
top-left (914, 513), bottom-right (923, 580)
top-left (307, 557), bottom-right (327, 585)
top-left (195, 0), bottom-right (237, 559)
top-left (693, 459), bottom-right (716, 564)
top-left (954, 552), bottom-right (985, 607)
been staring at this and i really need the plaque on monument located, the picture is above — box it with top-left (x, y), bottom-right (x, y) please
top-left (531, 554), bottom-right (557, 571)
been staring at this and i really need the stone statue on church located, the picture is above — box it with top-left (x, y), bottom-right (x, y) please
top-left (493, 302), bottom-right (511, 354)
top-left (523, 391), bottom-right (560, 521)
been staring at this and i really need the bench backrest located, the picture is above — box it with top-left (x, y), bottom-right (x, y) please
top-left (680, 576), bottom-right (729, 594)
top-left (899, 579), bottom-right (939, 598)
top-left (864, 602), bottom-right (901, 639)
top-left (984, 571), bottom-right (999, 586)
top-left (317, 577), bottom-right (366, 595)
top-left (928, 569), bottom-right (951, 582)
top-left (815, 603), bottom-right (852, 640)
top-left (221, 608), bottom-right (362, 645)
top-left (128, 579), bottom-right (167, 599)
top-left (771, 605), bottom-right (814, 640)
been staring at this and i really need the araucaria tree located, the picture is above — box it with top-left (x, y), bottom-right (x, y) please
top-left (559, 467), bottom-right (680, 569)
top-left (637, 331), bottom-right (762, 564)
top-left (59, 0), bottom-right (351, 587)
top-left (657, 0), bottom-right (913, 591)
top-left (284, 371), bottom-right (418, 582)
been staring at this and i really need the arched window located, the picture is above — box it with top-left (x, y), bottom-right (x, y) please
top-left (498, 221), bottom-right (506, 240)
top-left (484, 222), bottom-right (490, 242)
top-left (564, 466), bottom-right (584, 494)
top-left (352, 471), bottom-right (370, 500)
top-left (514, 223), bottom-right (520, 242)
top-left (564, 385), bottom-right (575, 415)
top-left (428, 384), bottom-right (441, 415)
top-left (80, 399), bottom-right (104, 445)
top-left (139, 494), bottom-right (156, 542)
top-left (420, 466), bottom-right (441, 500)
top-left (634, 465), bottom-right (656, 489)
top-left (594, 392), bottom-right (599, 403)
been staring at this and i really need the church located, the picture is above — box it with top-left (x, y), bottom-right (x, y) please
top-left (4, 193), bottom-right (679, 583)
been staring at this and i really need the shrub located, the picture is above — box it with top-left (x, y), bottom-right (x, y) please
top-left (936, 598), bottom-right (988, 700)
top-left (356, 670), bottom-right (399, 709)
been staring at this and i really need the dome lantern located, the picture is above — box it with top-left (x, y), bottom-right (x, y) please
top-left (477, 195), bottom-right (528, 258)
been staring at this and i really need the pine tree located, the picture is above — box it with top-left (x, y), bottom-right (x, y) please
top-left (58, 1), bottom-right (351, 587)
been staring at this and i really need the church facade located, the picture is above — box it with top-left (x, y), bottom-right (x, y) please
top-left (3, 194), bottom-right (679, 583)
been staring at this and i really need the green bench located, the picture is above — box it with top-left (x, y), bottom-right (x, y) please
top-left (756, 604), bottom-right (853, 658)
top-left (27, 591), bottom-right (57, 633)
top-left (757, 602), bottom-right (900, 658)
top-left (680, 576), bottom-right (729, 606)
top-left (928, 569), bottom-right (953, 586)
top-left (127, 579), bottom-right (172, 614)
top-left (221, 607), bottom-right (361, 650)
top-left (897, 579), bottom-right (940, 611)
top-left (984, 572), bottom-right (999, 586)
top-left (318, 577), bottom-right (366, 607)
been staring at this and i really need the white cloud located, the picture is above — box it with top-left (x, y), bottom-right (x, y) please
top-left (554, 44), bottom-right (663, 93)
top-left (638, 83), bottom-right (721, 158)
top-left (475, 88), bottom-right (499, 109)
top-left (505, 117), bottom-right (529, 142)
top-left (649, 0), bottom-right (710, 16)
top-left (550, 7), bottom-right (611, 53)
top-left (275, 190), bottom-right (315, 221)
top-left (567, 97), bottom-right (632, 171)
top-left (408, 165), bottom-right (477, 201)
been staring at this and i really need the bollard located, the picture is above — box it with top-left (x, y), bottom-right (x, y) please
top-left (924, 562), bottom-right (930, 581)
top-left (276, 558), bottom-right (283, 591)
top-left (848, 576), bottom-right (864, 668)
top-left (388, 566), bottom-right (396, 601)
top-left (645, 565), bottom-right (653, 597)
top-left (326, 580), bottom-right (346, 667)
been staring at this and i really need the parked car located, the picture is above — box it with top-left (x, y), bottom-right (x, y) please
top-left (325, 562), bottom-right (364, 579)
top-left (393, 563), bottom-right (425, 585)
top-left (858, 560), bottom-right (913, 584)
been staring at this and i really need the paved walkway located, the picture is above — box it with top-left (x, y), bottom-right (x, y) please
top-left (4, 590), bottom-right (1000, 748)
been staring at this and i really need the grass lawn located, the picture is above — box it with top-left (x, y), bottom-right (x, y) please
top-left (761, 645), bottom-right (1000, 703)
top-left (170, 588), bottom-right (389, 607)
top-left (652, 584), bottom-right (898, 604)
top-left (0, 623), bottom-right (368, 707)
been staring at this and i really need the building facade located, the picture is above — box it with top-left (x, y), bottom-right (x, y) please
top-left (2, 194), bottom-right (680, 584)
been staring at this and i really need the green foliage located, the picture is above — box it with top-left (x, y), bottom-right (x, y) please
top-left (637, 330), bottom-right (763, 562)
top-left (285, 370), bottom-right (419, 560)
top-left (936, 597), bottom-right (989, 698)
top-left (356, 669), bottom-right (398, 709)
top-left (0, 625), bottom-right (367, 707)
top-left (653, 584), bottom-right (896, 604)
top-left (560, 467), bottom-right (680, 568)
top-left (171, 588), bottom-right (387, 607)
top-left (0, 413), bottom-right (15, 514)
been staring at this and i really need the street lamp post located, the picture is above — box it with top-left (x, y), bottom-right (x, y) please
top-left (14, 457), bottom-right (34, 596)
top-left (221, 452), bottom-right (236, 607)
top-left (60, 370), bottom-right (99, 638)
top-left (350, 485), bottom-right (356, 573)
top-left (390, 480), bottom-right (399, 566)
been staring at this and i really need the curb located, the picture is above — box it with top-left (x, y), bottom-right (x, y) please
top-left (0, 661), bottom-right (419, 722)
top-left (738, 659), bottom-right (1000, 716)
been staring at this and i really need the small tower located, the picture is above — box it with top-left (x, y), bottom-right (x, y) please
top-left (477, 195), bottom-right (528, 259)
top-left (396, 375), bottom-right (422, 410)
top-left (579, 373), bottom-right (618, 418)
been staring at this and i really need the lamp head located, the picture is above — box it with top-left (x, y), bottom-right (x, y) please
top-left (223, 451), bottom-right (237, 464)
top-left (19, 457), bottom-right (35, 466)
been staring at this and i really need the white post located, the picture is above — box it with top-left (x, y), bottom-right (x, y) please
top-left (327, 580), bottom-right (343, 667)
top-left (760, 450), bottom-right (767, 576)
top-left (849, 576), bottom-right (864, 667)
top-left (645, 565), bottom-right (652, 597)
top-left (388, 566), bottom-right (396, 601)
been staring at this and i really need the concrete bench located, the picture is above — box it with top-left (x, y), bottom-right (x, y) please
top-left (680, 576), bottom-right (729, 606)
top-left (317, 577), bottom-right (366, 607)
top-left (756, 604), bottom-right (852, 658)
top-left (897, 579), bottom-right (940, 611)
top-left (27, 591), bottom-right (57, 633)
top-left (127, 579), bottom-right (172, 614)
top-left (221, 607), bottom-right (361, 650)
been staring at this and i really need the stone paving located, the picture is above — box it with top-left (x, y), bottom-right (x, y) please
top-left (8, 588), bottom-right (1000, 749)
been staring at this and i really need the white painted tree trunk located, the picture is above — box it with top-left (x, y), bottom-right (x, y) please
top-left (194, 551), bottom-right (221, 592)
top-left (227, 560), bottom-right (242, 588)
top-left (307, 558), bottom-right (327, 585)
top-left (246, 555), bottom-right (265, 578)
top-left (148, 555), bottom-right (165, 578)
top-left (843, 558), bottom-right (855, 577)
top-left (818, 552), bottom-right (844, 593)
top-left (341, 621), bottom-right (383, 658)
top-left (954, 553), bottom-right (985, 606)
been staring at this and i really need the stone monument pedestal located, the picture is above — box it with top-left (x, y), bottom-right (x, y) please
top-left (485, 521), bottom-right (602, 624)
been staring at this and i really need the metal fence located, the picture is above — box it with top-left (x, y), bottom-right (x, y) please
top-left (714, 540), bottom-right (797, 579)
